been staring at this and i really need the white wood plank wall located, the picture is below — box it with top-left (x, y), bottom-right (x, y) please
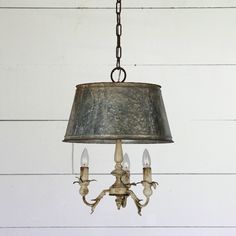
top-left (0, 0), bottom-right (236, 235)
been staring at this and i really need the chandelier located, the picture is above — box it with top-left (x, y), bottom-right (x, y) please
top-left (64, 0), bottom-right (173, 215)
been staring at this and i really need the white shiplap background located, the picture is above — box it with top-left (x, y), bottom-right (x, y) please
top-left (1, 0), bottom-right (236, 235)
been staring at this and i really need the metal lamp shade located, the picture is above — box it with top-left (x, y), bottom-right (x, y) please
top-left (64, 82), bottom-right (173, 144)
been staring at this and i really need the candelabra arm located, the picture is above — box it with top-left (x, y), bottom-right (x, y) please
top-left (82, 189), bottom-right (110, 214)
top-left (128, 189), bottom-right (150, 216)
top-left (73, 177), bottom-right (96, 185)
top-left (123, 182), bottom-right (137, 188)
top-left (74, 176), bottom-right (109, 214)
top-left (136, 180), bottom-right (158, 189)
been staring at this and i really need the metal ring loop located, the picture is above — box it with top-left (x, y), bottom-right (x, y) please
top-left (110, 67), bottom-right (127, 83)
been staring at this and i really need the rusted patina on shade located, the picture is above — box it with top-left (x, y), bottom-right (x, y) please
top-left (64, 82), bottom-right (173, 144)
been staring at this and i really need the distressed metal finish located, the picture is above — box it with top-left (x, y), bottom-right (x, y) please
top-left (73, 140), bottom-right (158, 215)
top-left (64, 82), bottom-right (173, 144)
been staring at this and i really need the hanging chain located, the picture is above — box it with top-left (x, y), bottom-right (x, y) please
top-left (116, 0), bottom-right (122, 68)
top-left (110, 0), bottom-right (127, 83)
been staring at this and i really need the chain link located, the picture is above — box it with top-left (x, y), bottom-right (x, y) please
top-left (110, 0), bottom-right (126, 83)
top-left (116, 0), bottom-right (122, 68)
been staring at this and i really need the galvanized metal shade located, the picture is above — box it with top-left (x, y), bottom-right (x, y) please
top-left (64, 82), bottom-right (173, 144)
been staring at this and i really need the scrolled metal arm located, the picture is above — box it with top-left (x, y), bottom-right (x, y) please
top-left (126, 179), bottom-right (158, 215)
top-left (74, 176), bottom-right (109, 214)
top-left (128, 190), bottom-right (150, 216)
top-left (73, 177), bottom-right (96, 185)
top-left (82, 189), bottom-right (110, 214)
top-left (135, 180), bottom-right (158, 189)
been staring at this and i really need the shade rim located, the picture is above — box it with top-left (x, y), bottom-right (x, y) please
top-left (63, 135), bottom-right (173, 144)
top-left (75, 82), bottom-right (161, 89)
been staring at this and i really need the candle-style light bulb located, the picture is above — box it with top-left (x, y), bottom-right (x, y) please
top-left (79, 148), bottom-right (89, 197)
top-left (81, 148), bottom-right (89, 167)
top-left (142, 149), bottom-right (153, 198)
top-left (122, 153), bottom-right (130, 171)
top-left (142, 149), bottom-right (151, 168)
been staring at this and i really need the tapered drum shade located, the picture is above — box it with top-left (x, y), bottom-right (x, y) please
top-left (64, 82), bottom-right (173, 144)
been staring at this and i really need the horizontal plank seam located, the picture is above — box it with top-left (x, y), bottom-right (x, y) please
top-left (0, 119), bottom-right (68, 122)
top-left (192, 119), bottom-right (236, 121)
top-left (1, 226), bottom-right (236, 229)
top-left (133, 64), bottom-right (236, 67)
top-left (2, 64), bottom-right (236, 67)
top-left (0, 119), bottom-right (236, 122)
top-left (1, 6), bottom-right (236, 10)
top-left (1, 173), bottom-right (236, 176)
